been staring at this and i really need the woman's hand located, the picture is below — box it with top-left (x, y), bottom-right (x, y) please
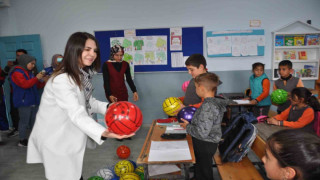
top-left (267, 117), bottom-right (279, 126)
top-left (179, 118), bottom-right (189, 129)
top-left (133, 92), bottom-right (139, 101)
top-left (250, 99), bottom-right (258, 105)
top-left (101, 129), bottom-right (135, 139)
top-left (109, 95), bottom-right (118, 103)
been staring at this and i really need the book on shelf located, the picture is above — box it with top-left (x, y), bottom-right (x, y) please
top-left (285, 36), bottom-right (294, 46)
top-left (275, 50), bottom-right (282, 60)
top-left (305, 34), bottom-right (319, 45)
top-left (298, 51), bottom-right (307, 60)
top-left (283, 50), bottom-right (296, 60)
top-left (303, 65), bottom-right (316, 77)
top-left (275, 35), bottom-right (284, 46)
top-left (294, 36), bottom-right (305, 46)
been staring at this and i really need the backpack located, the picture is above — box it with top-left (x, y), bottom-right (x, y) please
top-left (313, 111), bottom-right (320, 137)
top-left (218, 112), bottom-right (257, 162)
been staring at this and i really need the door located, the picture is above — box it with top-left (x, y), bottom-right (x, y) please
top-left (0, 34), bottom-right (43, 127)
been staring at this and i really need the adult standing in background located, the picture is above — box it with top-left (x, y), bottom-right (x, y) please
top-left (102, 45), bottom-right (138, 103)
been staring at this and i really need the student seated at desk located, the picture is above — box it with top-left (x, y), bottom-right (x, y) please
top-left (263, 129), bottom-right (320, 180)
top-left (180, 73), bottom-right (233, 180)
top-left (267, 87), bottom-right (320, 130)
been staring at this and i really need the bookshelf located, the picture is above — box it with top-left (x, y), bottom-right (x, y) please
top-left (272, 21), bottom-right (320, 80)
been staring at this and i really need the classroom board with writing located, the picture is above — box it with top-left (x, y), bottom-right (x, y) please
top-left (206, 29), bottom-right (265, 57)
top-left (95, 27), bottom-right (203, 72)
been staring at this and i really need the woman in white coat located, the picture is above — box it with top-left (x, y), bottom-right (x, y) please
top-left (27, 32), bottom-right (134, 180)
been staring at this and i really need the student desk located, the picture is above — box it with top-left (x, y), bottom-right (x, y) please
top-left (136, 120), bottom-right (196, 180)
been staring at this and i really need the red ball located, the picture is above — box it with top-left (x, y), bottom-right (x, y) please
top-left (116, 145), bottom-right (131, 159)
top-left (105, 101), bottom-right (143, 135)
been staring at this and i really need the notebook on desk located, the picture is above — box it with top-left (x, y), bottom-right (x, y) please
top-left (220, 93), bottom-right (245, 100)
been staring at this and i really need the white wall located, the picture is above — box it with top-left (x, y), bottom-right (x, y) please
top-left (1, 0), bottom-right (320, 71)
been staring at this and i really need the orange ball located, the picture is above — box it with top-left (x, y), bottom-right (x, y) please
top-left (117, 145), bottom-right (131, 159)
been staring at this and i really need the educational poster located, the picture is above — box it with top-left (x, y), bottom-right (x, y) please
top-left (171, 52), bottom-right (184, 67)
top-left (170, 27), bottom-right (182, 51)
top-left (110, 36), bottom-right (167, 65)
top-left (206, 29), bottom-right (265, 57)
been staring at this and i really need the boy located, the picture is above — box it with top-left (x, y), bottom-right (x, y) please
top-left (180, 73), bottom-right (233, 180)
top-left (178, 54), bottom-right (222, 110)
top-left (274, 60), bottom-right (304, 114)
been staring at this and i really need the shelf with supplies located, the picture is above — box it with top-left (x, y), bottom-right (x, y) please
top-left (272, 21), bottom-right (320, 80)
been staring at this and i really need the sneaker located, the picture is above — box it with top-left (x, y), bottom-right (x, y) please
top-left (7, 129), bottom-right (19, 138)
top-left (18, 139), bottom-right (28, 147)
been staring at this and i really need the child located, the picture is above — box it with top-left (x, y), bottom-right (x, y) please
top-left (274, 60), bottom-right (304, 114)
top-left (9, 54), bottom-right (47, 147)
top-left (248, 62), bottom-right (271, 117)
top-left (262, 129), bottom-right (320, 180)
top-left (51, 54), bottom-right (63, 70)
top-left (27, 32), bottom-right (133, 180)
top-left (180, 72), bottom-right (233, 180)
top-left (267, 87), bottom-right (320, 130)
top-left (102, 45), bottom-right (138, 103)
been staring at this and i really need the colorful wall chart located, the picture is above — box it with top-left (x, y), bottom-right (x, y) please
top-left (206, 29), bottom-right (265, 57)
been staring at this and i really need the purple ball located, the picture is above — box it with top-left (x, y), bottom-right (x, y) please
top-left (177, 106), bottom-right (197, 123)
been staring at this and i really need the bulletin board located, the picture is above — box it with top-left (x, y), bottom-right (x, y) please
top-left (94, 27), bottom-right (203, 72)
top-left (206, 29), bottom-right (265, 57)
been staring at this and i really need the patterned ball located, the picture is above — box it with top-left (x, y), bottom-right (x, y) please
top-left (177, 106), bottom-right (197, 123)
top-left (271, 89), bottom-right (288, 105)
top-left (117, 145), bottom-right (131, 159)
top-left (181, 80), bottom-right (190, 92)
top-left (119, 173), bottom-right (141, 180)
top-left (128, 160), bottom-right (137, 169)
top-left (114, 160), bottom-right (134, 177)
top-left (105, 102), bottom-right (143, 135)
top-left (88, 176), bottom-right (104, 180)
top-left (162, 97), bottom-right (182, 116)
top-left (97, 168), bottom-right (114, 180)
top-left (135, 166), bottom-right (144, 174)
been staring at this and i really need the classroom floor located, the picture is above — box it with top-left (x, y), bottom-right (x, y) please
top-left (0, 125), bottom-right (263, 180)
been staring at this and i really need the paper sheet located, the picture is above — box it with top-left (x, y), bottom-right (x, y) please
top-left (148, 164), bottom-right (181, 176)
top-left (165, 126), bottom-right (187, 134)
top-left (171, 52), bottom-right (184, 67)
top-left (233, 100), bottom-right (251, 104)
top-left (148, 141), bottom-right (192, 162)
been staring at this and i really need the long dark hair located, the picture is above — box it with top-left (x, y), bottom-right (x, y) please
top-left (267, 129), bottom-right (320, 180)
top-left (53, 32), bottom-right (101, 88)
top-left (291, 87), bottom-right (320, 111)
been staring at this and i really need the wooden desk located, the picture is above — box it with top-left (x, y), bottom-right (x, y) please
top-left (137, 120), bottom-right (196, 180)
top-left (252, 123), bottom-right (288, 160)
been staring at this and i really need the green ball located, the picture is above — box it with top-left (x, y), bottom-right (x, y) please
top-left (88, 176), bottom-right (104, 180)
top-left (271, 89), bottom-right (288, 104)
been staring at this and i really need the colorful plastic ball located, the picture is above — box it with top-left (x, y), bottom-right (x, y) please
top-left (114, 160), bottom-right (134, 177)
top-left (128, 160), bottom-right (137, 169)
top-left (88, 176), bottom-right (104, 180)
top-left (271, 89), bottom-right (288, 105)
top-left (105, 102), bottom-right (143, 135)
top-left (135, 166), bottom-right (144, 174)
top-left (177, 106), bottom-right (197, 123)
top-left (117, 145), bottom-right (131, 159)
top-left (162, 97), bottom-right (182, 116)
top-left (119, 172), bottom-right (141, 180)
top-left (96, 168), bottom-right (114, 180)
top-left (181, 80), bottom-right (190, 92)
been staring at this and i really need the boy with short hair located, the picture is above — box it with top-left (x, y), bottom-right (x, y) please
top-left (274, 60), bottom-right (304, 114)
top-left (180, 72), bottom-right (233, 180)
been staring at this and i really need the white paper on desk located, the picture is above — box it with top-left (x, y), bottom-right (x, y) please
top-left (148, 141), bottom-right (192, 162)
top-left (165, 126), bottom-right (187, 134)
top-left (148, 164), bottom-right (181, 176)
top-left (233, 99), bottom-right (251, 104)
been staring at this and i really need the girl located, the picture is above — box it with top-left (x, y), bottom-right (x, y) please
top-left (51, 54), bottom-right (63, 70)
top-left (248, 62), bottom-right (271, 117)
top-left (262, 129), bottom-right (320, 180)
top-left (27, 32), bottom-right (133, 180)
top-left (10, 54), bottom-right (46, 147)
top-left (102, 45), bottom-right (138, 103)
top-left (267, 87), bottom-right (320, 129)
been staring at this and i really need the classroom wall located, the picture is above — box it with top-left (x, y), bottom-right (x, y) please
top-left (1, 0), bottom-right (319, 123)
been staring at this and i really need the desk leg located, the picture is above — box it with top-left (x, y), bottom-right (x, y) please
top-left (143, 164), bottom-right (149, 180)
top-left (181, 163), bottom-right (190, 180)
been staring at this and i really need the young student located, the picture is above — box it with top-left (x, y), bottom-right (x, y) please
top-left (248, 62), bottom-right (271, 117)
top-left (180, 72), bottom-right (233, 180)
top-left (10, 54), bottom-right (47, 147)
top-left (274, 60), bottom-right (304, 114)
top-left (102, 45), bottom-right (138, 103)
top-left (262, 129), bottom-right (320, 180)
top-left (51, 54), bottom-right (63, 70)
top-left (27, 32), bottom-right (134, 180)
top-left (267, 87), bottom-right (320, 130)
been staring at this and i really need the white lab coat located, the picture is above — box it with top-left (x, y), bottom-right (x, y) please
top-left (27, 73), bottom-right (108, 180)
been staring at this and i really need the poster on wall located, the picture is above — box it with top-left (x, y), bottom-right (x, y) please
top-left (170, 27), bottom-right (182, 51)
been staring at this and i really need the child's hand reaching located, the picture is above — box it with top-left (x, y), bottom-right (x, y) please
top-left (267, 117), bottom-right (279, 126)
top-left (179, 118), bottom-right (189, 129)
top-left (174, 101), bottom-right (185, 116)
top-left (250, 99), bottom-right (258, 105)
